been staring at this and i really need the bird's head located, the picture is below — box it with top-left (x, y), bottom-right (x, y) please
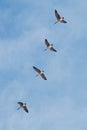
top-left (51, 44), bottom-right (53, 46)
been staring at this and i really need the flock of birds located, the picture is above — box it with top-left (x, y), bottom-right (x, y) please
top-left (17, 9), bottom-right (67, 113)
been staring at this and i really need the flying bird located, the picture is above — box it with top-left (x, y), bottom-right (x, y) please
top-left (17, 102), bottom-right (29, 113)
top-left (33, 66), bottom-right (47, 80)
top-left (44, 39), bottom-right (57, 52)
top-left (54, 9), bottom-right (67, 24)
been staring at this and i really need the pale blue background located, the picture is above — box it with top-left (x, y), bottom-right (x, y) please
top-left (0, 0), bottom-right (87, 130)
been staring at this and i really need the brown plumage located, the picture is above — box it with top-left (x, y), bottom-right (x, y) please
top-left (33, 66), bottom-right (47, 80)
top-left (17, 102), bottom-right (29, 113)
top-left (45, 39), bottom-right (57, 52)
top-left (55, 9), bottom-right (67, 24)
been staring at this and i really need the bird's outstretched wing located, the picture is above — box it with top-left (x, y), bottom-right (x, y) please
top-left (41, 73), bottom-right (47, 80)
top-left (55, 9), bottom-right (61, 20)
top-left (18, 102), bottom-right (23, 106)
top-left (33, 66), bottom-right (41, 74)
top-left (45, 39), bottom-right (50, 47)
top-left (50, 47), bottom-right (57, 52)
top-left (62, 20), bottom-right (67, 23)
top-left (23, 106), bottom-right (29, 113)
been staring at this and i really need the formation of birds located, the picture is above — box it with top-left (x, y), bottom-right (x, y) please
top-left (17, 9), bottom-right (67, 113)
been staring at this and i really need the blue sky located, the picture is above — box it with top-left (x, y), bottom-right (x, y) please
top-left (0, 0), bottom-right (87, 130)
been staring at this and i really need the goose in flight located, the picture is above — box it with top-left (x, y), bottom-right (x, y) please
top-left (17, 102), bottom-right (29, 113)
top-left (33, 66), bottom-right (47, 80)
top-left (55, 9), bottom-right (67, 24)
top-left (44, 39), bottom-right (57, 52)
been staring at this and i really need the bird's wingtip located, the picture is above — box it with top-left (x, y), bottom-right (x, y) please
top-left (33, 66), bottom-right (35, 68)
top-left (44, 77), bottom-right (47, 80)
top-left (45, 39), bottom-right (47, 41)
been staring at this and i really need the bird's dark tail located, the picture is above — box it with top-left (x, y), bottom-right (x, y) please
top-left (17, 107), bottom-right (21, 110)
top-left (43, 48), bottom-right (47, 51)
top-left (35, 74), bottom-right (39, 77)
top-left (54, 21), bottom-right (57, 24)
